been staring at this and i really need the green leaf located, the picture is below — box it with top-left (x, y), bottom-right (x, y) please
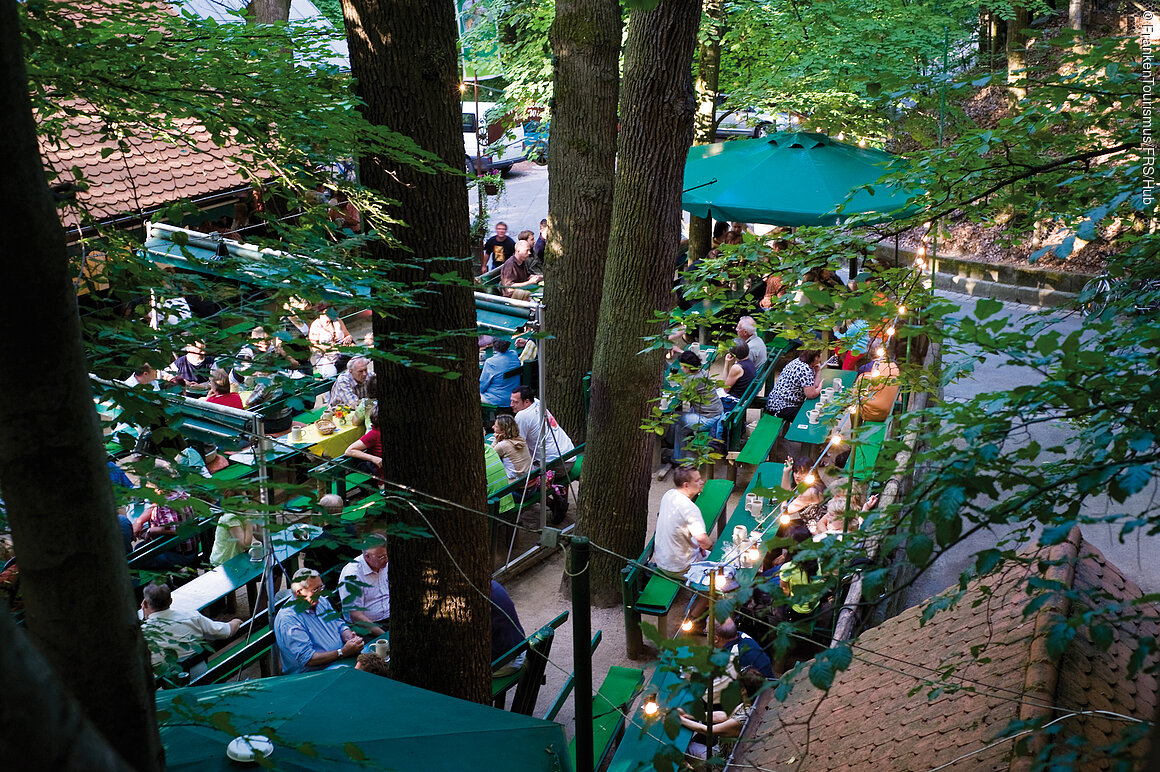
top-left (974, 297), bottom-right (1003, 319)
top-left (808, 657), bottom-right (835, 690)
top-left (974, 549), bottom-right (1004, 575)
top-left (1040, 521), bottom-right (1075, 546)
top-left (906, 532), bottom-right (934, 566)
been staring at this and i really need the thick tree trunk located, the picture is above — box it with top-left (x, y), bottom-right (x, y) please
top-left (0, 613), bottom-right (131, 771)
top-left (0, 4), bottom-right (162, 770)
top-left (1068, 0), bottom-right (1083, 31)
top-left (544, 0), bottom-right (622, 443)
top-left (341, 0), bottom-right (491, 705)
top-left (1006, 6), bottom-right (1031, 107)
top-left (577, 0), bottom-right (702, 606)
top-left (686, 0), bottom-right (724, 303)
top-left (247, 0), bottom-right (292, 24)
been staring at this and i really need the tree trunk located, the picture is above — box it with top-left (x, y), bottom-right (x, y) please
top-left (544, 0), bottom-right (622, 443)
top-left (686, 0), bottom-right (724, 309)
top-left (577, 0), bottom-right (702, 606)
top-left (1006, 6), bottom-right (1031, 107)
top-left (1068, 0), bottom-right (1083, 31)
top-left (0, 4), bottom-right (162, 769)
top-left (247, 0), bottom-right (292, 24)
top-left (0, 613), bottom-right (132, 771)
top-left (341, 0), bottom-right (492, 705)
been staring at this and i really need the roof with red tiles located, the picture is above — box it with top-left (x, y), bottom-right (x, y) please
top-left (729, 528), bottom-right (1157, 771)
top-left (41, 104), bottom-right (250, 230)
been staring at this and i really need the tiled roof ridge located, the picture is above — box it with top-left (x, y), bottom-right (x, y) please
top-left (1009, 525), bottom-right (1083, 772)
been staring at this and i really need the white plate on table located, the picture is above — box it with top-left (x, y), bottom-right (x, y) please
top-left (226, 735), bottom-right (273, 763)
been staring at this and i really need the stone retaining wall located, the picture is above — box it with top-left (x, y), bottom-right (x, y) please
top-left (869, 243), bottom-right (1095, 308)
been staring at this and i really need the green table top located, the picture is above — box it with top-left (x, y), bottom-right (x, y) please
top-left (784, 368), bottom-right (851, 444)
top-left (168, 525), bottom-right (321, 614)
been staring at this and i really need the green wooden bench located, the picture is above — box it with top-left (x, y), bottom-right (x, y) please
top-left (725, 413), bottom-right (786, 482)
top-left (492, 610), bottom-right (569, 709)
top-left (605, 665), bottom-right (695, 772)
top-left (621, 478), bottom-right (733, 656)
top-left (307, 457), bottom-right (374, 501)
top-left (851, 415), bottom-right (891, 481)
top-left (544, 631), bottom-right (603, 722)
top-left (568, 665), bottom-right (646, 772)
top-left (487, 444), bottom-right (585, 521)
top-left (128, 515), bottom-right (216, 571)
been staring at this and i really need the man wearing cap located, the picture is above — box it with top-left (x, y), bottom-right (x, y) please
top-left (275, 568), bottom-right (364, 674)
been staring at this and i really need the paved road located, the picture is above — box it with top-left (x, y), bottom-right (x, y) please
top-left (489, 161), bottom-right (1160, 602)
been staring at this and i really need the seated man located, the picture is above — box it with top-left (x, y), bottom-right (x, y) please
top-left (672, 350), bottom-right (724, 465)
top-left (510, 386), bottom-right (575, 470)
top-left (339, 534), bottom-right (390, 637)
top-left (165, 341), bottom-right (214, 392)
top-left (711, 615), bottom-right (775, 696)
top-left (499, 240), bottom-right (542, 298)
top-left (735, 316), bottom-right (767, 371)
top-left (328, 355), bottom-right (370, 408)
top-left (491, 580), bottom-right (526, 677)
top-left (123, 363), bottom-right (159, 389)
top-left (479, 339), bottom-right (521, 409)
top-left (140, 583), bottom-right (240, 676)
top-left (275, 568), bottom-right (364, 674)
top-left (653, 467), bottom-right (713, 578)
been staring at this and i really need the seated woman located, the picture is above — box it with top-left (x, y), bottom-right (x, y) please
top-left (344, 404), bottom-right (381, 478)
top-left (764, 349), bottom-right (823, 420)
top-left (205, 369), bottom-right (243, 410)
top-left (131, 461), bottom-right (200, 570)
top-left (781, 458), bottom-right (828, 526)
top-left (679, 668), bottom-right (766, 760)
top-left (209, 511), bottom-right (260, 566)
top-left (812, 493), bottom-right (877, 538)
top-left (491, 414), bottom-right (532, 480)
top-left (308, 302), bottom-right (353, 378)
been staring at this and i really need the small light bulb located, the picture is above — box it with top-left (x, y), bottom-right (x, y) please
top-left (830, 434), bottom-right (843, 446)
top-left (746, 548), bottom-right (760, 565)
top-left (643, 701), bottom-right (659, 716)
top-left (803, 473), bottom-right (816, 485)
top-left (837, 131), bottom-right (845, 140)
top-left (713, 571), bottom-right (728, 591)
top-left (923, 221), bottom-right (931, 230)
top-left (680, 620), bottom-right (694, 633)
top-left (459, 83), bottom-right (466, 92)
top-left (897, 304), bottom-right (907, 316)
top-left (886, 326), bottom-right (896, 337)
top-left (848, 405), bottom-right (858, 414)
top-left (876, 346), bottom-right (886, 357)
top-left (779, 513), bottom-right (792, 525)
top-left (871, 368), bottom-right (880, 377)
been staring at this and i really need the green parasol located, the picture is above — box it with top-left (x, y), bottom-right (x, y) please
top-left (156, 668), bottom-right (573, 771)
top-left (682, 132), bottom-right (918, 226)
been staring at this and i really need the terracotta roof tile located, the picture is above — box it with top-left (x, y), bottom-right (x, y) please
top-left (730, 532), bottom-right (1157, 772)
top-left (41, 99), bottom-right (250, 229)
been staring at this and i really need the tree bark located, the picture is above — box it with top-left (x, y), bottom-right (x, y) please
top-left (341, 0), bottom-right (492, 705)
top-left (544, 0), bottom-right (622, 443)
top-left (577, 0), bottom-right (702, 606)
top-left (0, 613), bottom-right (132, 771)
top-left (1068, 0), bottom-right (1083, 31)
top-left (247, 0), bottom-right (292, 24)
top-left (0, 3), bottom-right (163, 769)
top-left (1006, 6), bottom-right (1031, 107)
top-left (686, 0), bottom-right (724, 304)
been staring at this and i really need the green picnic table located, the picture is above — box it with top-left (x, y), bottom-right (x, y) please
top-left (168, 525), bottom-right (321, 615)
top-left (783, 368), bottom-right (851, 444)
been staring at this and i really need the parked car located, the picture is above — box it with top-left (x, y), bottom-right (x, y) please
top-left (712, 99), bottom-right (800, 139)
top-left (463, 102), bottom-right (526, 176)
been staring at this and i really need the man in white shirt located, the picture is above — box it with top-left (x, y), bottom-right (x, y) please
top-left (653, 467), bottom-right (713, 576)
top-left (141, 583), bottom-right (240, 675)
top-left (123, 364), bottom-right (159, 389)
top-left (339, 534), bottom-right (390, 637)
top-left (510, 386), bottom-right (575, 468)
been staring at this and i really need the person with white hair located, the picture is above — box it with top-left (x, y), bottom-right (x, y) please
top-left (339, 534), bottom-right (391, 637)
top-left (328, 355), bottom-right (370, 407)
top-left (274, 567), bottom-right (364, 674)
top-left (735, 316), bottom-right (766, 370)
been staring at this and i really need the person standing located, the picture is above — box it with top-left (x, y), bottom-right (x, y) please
top-left (482, 221), bottom-right (517, 274)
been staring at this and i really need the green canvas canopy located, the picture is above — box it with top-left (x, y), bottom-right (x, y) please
top-left (682, 132), bottom-right (918, 226)
top-left (156, 668), bottom-right (573, 771)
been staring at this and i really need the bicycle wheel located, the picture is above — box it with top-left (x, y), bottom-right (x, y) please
top-left (1081, 277), bottom-right (1113, 318)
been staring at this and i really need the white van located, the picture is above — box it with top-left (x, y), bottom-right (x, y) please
top-left (462, 102), bottom-right (526, 176)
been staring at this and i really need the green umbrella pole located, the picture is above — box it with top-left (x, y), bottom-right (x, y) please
top-left (571, 538), bottom-right (593, 772)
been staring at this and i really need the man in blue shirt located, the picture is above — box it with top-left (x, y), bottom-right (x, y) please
top-left (479, 339), bottom-right (521, 408)
top-left (275, 568), bottom-right (364, 674)
top-left (711, 616), bottom-right (775, 696)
